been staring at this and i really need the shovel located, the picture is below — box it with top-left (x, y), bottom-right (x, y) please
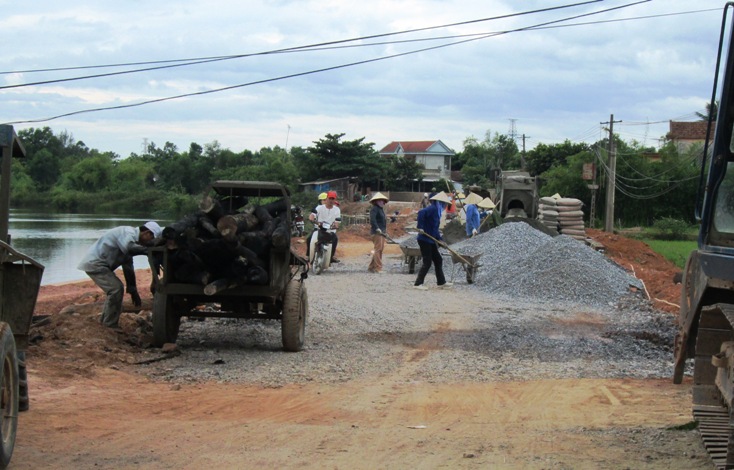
top-left (376, 231), bottom-right (399, 244)
top-left (417, 230), bottom-right (477, 269)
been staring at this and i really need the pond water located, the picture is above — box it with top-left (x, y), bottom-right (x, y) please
top-left (8, 209), bottom-right (168, 285)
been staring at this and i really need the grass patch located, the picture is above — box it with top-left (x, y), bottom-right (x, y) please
top-left (641, 238), bottom-right (696, 269)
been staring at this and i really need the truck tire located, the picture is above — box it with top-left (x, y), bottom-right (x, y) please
top-left (282, 279), bottom-right (307, 352)
top-left (17, 352), bottom-right (27, 412)
top-left (152, 293), bottom-right (181, 347)
top-left (0, 323), bottom-right (18, 469)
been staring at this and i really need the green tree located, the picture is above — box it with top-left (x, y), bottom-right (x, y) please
top-left (457, 130), bottom-right (521, 187)
top-left (64, 155), bottom-right (113, 191)
top-left (9, 159), bottom-right (36, 199)
top-left (213, 146), bottom-right (299, 192)
top-left (525, 140), bottom-right (589, 176)
top-left (307, 133), bottom-right (382, 186)
top-left (539, 150), bottom-right (595, 203)
top-left (26, 148), bottom-right (60, 190)
top-left (111, 156), bottom-right (157, 192)
top-left (381, 154), bottom-right (424, 191)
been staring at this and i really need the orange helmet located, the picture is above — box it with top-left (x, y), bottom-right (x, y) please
top-left (327, 190), bottom-right (338, 200)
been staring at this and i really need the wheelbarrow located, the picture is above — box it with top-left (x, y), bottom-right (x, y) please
top-left (417, 230), bottom-right (482, 284)
top-left (447, 250), bottom-right (482, 284)
top-left (399, 244), bottom-right (421, 274)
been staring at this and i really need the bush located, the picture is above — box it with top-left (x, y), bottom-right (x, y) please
top-left (651, 217), bottom-right (690, 240)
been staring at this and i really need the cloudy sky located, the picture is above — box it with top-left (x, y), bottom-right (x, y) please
top-left (0, 1), bottom-right (727, 157)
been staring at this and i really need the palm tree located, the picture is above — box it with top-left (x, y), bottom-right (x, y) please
top-left (696, 101), bottom-right (719, 121)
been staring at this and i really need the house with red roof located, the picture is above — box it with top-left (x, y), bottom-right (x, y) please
top-left (379, 140), bottom-right (455, 191)
top-left (667, 120), bottom-right (712, 154)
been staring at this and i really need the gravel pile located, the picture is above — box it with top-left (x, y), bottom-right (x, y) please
top-left (449, 222), bottom-right (642, 308)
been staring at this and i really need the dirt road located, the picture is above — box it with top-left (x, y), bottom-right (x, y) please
top-left (11, 232), bottom-right (709, 469)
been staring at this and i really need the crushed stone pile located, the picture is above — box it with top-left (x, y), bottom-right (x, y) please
top-left (448, 222), bottom-right (642, 307)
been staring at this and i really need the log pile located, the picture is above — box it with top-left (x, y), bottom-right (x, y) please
top-left (153, 194), bottom-right (291, 293)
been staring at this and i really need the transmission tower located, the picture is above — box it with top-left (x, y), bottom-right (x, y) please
top-left (508, 118), bottom-right (518, 141)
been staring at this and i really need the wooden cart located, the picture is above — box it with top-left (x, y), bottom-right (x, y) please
top-left (148, 181), bottom-right (309, 351)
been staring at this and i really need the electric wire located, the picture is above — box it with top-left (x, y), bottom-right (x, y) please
top-left (2, 0), bottom-right (651, 125)
top-left (0, 0), bottom-right (607, 89)
top-left (592, 146), bottom-right (699, 199)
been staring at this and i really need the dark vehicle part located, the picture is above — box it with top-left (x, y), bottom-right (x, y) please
top-left (0, 126), bottom-right (45, 469)
top-left (673, 4), bottom-right (734, 468)
top-left (0, 323), bottom-right (17, 469)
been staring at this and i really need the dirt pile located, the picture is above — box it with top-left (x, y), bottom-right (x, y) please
top-left (587, 229), bottom-right (682, 314)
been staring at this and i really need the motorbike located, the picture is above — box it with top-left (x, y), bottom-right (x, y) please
top-left (309, 221), bottom-right (334, 275)
top-left (291, 206), bottom-right (305, 237)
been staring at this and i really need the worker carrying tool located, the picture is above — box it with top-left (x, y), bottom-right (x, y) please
top-left (368, 192), bottom-right (389, 273)
top-left (463, 192), bottom-right (483, 237)
top-left (413, 191), bottom-right (453, 291)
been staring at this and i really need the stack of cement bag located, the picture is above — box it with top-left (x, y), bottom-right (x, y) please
top-left (556, 198), bottom-right (586, 241)
top-left (537, 196), bottom-right (560, 233)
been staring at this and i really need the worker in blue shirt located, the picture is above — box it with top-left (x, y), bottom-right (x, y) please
top-left (414, 192), bottom-right (453, 290)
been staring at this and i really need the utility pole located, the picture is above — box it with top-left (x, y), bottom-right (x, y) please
top-left (285, 124), bottom-right (291, 152)
top-left (520, 133), bottom-right (530, 170)
top-left (602, 114), bottom-right (622, 232)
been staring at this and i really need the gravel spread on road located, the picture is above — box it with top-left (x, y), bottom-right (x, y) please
top-left (139, 232), bottom-right (678, 387)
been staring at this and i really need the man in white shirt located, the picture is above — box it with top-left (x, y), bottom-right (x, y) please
top-left (78, 221), bottom-right (162, 329)
top-left (309, 190), bottom-right (342, 263)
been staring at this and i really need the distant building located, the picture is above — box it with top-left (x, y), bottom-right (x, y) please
top-left (667, 120), bottom-right (713, 154)
top-left (379, 140), bottom-right (455, 192)
top-left (298, 177), bottom-right (357, 200)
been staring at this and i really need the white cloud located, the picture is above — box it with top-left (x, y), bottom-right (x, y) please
top-left (0, 0), bottom-right (727, 157)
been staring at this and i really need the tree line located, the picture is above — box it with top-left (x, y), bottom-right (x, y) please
top-left (9, 126), bottom-right (700, 226)
top-left (456, 129), bottom-right (700, 227)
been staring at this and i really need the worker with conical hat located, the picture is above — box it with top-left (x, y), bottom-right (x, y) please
top-left (368, 192), bottom-right (389, 273)
top-left (478, 197), bottom-right (502, 230)
top-left (464, 192), bottom-right (483, 237)
top-left (413, 192), bottom-right (453, 290)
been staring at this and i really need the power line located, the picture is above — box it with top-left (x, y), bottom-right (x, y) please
top-left (3, 0), bottom-right (651, 125)
top-left (0, 0), bottom-right (607, 89)
top-left (4, 3), bottom-right (715, 80)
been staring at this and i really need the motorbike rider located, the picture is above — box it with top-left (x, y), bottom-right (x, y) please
top-left (309, 190), bottom-right (341, 263)
top-left (305, 192), bottom-right (328, 259)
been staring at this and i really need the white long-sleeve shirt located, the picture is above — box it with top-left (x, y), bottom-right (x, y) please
top-left (77, 226), bottom-right (147, 272)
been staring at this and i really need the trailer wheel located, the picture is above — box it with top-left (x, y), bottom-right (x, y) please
top-left (282, 279), bottom-right (307, 352)
top-left (152, 293), bottom-right (181, 347)
top-left (17, 352), bottom-right (27, 412)
top-left (0, 323), bottom-right (18, 469)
